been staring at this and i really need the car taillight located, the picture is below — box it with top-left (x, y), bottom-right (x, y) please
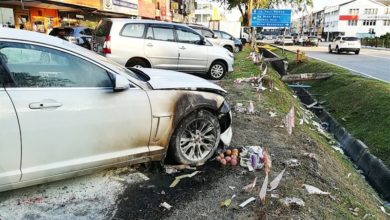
top-left (102, 36), bottom-right (111, 54)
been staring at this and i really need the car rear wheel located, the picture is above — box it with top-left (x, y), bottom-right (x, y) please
top-left (208, 61), bottom-right (227, 80)
top-left (170, 110), bottom-right (220, 165)
top-left (355, 50), bottom-right (360, 55)
top-left (328, 45), bottom-right (332, 53)
top-left (336, 46), bottom-right (340, 54)
top-left (126, 58), bottom-right (148, 68)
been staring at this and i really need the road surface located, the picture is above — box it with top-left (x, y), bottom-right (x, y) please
top-left (265, 41), bottom-right (390, 83)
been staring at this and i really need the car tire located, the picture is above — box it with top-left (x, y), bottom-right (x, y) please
top-left (355, 50), bottom-right (360, 55)
top-left (169, 110), bottom-right (220, 165)
top-left (336, 46), bottom-right (340, 54)
top-left (126, 58), bottom-right (148, 68)
top-left (208, 61), bottom-right (227, 80)
top-left (328, 45), bottom-right (332, 53)
top-left (224, 45), bottom-right (233, 53)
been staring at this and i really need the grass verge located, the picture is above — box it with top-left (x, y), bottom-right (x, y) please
top-left (271, 47), bottom-right (390, 168)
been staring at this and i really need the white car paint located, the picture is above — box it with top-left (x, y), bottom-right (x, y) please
top-left (0, 28), bottom-right (232, 192)
top-left (329, 36), bottom-right (361, 54)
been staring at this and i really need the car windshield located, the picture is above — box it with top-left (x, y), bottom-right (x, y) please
top-left (343, 37), bottom-right (360, 41)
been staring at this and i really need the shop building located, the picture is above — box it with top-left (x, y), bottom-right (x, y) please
top-left (323, 0), bottom-right (390, 40)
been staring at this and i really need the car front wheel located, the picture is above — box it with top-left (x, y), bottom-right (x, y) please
top-left (355, 50), bottom-right (360, 55)
top-left (208, 61), bottom-right (227, 80)
top-left (170, 110), bottom-right (221, 165)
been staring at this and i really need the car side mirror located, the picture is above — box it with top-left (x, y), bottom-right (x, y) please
top-left (114, 74), bottom-right (130, 92)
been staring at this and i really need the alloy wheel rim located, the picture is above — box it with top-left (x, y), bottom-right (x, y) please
top-left (179, 119), bottom-right (216, 162)
top-left (211, 64), bottom-right (224, 79)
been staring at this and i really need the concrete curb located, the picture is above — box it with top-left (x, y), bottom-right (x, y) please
top-left (262, 47), bottom-right (390, 200)
top-left (258, 47), bottom-right (287, 76)
top-left (297, 88), bottom-right (390, 201)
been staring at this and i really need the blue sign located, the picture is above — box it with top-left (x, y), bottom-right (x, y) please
top-left (251, 9), bottom-right (292, 27)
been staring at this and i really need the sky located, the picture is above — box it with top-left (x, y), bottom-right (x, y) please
top-left (312, 0), bottom-right (352, 11)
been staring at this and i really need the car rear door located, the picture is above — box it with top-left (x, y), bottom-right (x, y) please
top-left (175, 26), bottom-right (208, 72)
top-left (0, 41), bottom-right (152, 181)
top-left (144, 24), bottom-right (178, 70)
top-left (0, 59), bottom-right (21, 186)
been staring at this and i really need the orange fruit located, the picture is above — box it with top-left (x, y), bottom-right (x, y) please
top-left (232, 149), bottom-right (239, 154)
top-left (225, 149), bottom-right (232, 156)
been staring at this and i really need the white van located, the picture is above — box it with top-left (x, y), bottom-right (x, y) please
top-left (92, 19), bottom-right (234, 80)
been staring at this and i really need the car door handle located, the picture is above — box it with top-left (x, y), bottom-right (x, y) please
top-left (29, 101), bottom-right (62, 109)
top-left (179, 46), bottom-right (186, 50)
top-left (146, 43), bottom-right (153, 47)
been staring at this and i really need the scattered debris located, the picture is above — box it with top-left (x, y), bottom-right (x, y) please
top-left (284, 158), bottom-right (301, 167)
top-left (306, 101), bottom-right (318, 109)
top-left (169, 171), bottom-right (201, 188)
top-left (161, 190), bottom-right (166, 195)
top-left (331, 145), bottom-right (344, 154)
top-left (274, 86), bottom-right (280, 91)
top-left (269, 111), bottom-right (277, 118)
top-left (288, 84), bottom-right (312, 88)
top-left (247, 101), bottom-right (255, 114)
top-left (164, 167), bottom-right (179, 174)
top-left (228, 186), bottom-right (236, 190)
top-left (283, 106), bottom-right (295, 135)
top-left (110, 176), bottom-right (126, 182)
top-left (243, 177), bottom-right (257, 192)
top-left (303, 184), bottom-right (330, 195)
top-left (347, 173), bottom-right (352, 178)
top-left (235, 103), bottom-right (247, 113)
top-left (259, 175), bottom-right (269, 204)
top-left (380, 206), bottom-right (390, 216)
top-left (220, 194), bottom-right (236, 208)
top-left (239, 197), bottom-right (256, 208)
top-left (281, 73), bottom-right (333, 82)
top-left (282, 197), bottom-right (305, 207)
top-left (160, 202), bottom-right (172, 210)
top-left (303, 152), bottom-right (318, 161)
top-left (268, 168), bottom-right (286, 191)
top-left (270, 194), bottom-right (280, 199)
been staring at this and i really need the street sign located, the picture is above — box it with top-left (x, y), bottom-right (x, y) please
top-left (251, 9), bottom-right (292, 27)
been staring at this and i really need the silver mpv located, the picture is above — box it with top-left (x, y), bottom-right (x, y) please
top-left (92, 19), bottom-right (234, 80)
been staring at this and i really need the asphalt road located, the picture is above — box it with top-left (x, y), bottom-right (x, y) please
top-left (266, 41), bottom-right (390, 83)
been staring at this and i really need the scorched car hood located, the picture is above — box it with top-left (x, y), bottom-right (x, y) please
top-left (138, 68), bottom-right (227, 95)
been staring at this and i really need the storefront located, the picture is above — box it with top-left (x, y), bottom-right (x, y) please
top-left (138, 0), bottom-right (156, 19)
top-left (101, 0), bottom-right (138, 18)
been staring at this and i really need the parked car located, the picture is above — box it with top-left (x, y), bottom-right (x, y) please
top-left (305, 36), bottom-right (319, 47)
top-left (49, 27), bottom-right (93, 49)
top-left (280, 36), bottom-right (294, 45)
top-left (188, 24), bottom-right (236, 53)
top-left (92, 19), bottom-right (234, 80)
top-left (0, 28), bottom-right (232, 192)
top-left (213, 30), bottom-right (243, 52)
top-left (274, 36), bottom-right (282, 44)
top-left (328, 36), bottom-right (361, 54)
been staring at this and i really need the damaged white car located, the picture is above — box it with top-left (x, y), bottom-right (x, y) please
top-left (0, 29), bottom-right (232, 192)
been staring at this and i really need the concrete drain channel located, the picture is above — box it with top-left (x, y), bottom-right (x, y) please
top-left (259, 46), bottom-right (390, 202)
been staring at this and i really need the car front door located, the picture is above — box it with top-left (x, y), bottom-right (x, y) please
top-left (144, 25), bottom-right (178, 70)
top-left (0, 62), bottom-right (21, 186)
top-left (175, 26), bottom-right (208, 72)
top-left (0, 41), bottom-right (152, 181)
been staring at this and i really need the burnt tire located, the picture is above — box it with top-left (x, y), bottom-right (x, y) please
top-left (208, 61), bottom-right (227, 80)
top-left (126, 58), bottom-right (148, 68)
top-left (169, 110), bottom-right (220, 165)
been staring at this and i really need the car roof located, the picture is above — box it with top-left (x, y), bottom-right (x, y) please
top-left (103, 18), bottom-right (191, 29)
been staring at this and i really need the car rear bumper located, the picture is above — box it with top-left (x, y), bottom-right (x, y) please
top-left (340, 47), bottom-right (360, 52)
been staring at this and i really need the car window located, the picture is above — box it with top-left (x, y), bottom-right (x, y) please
top-left (0, 42), bottom-right (112, 88)
top-left (176, 28), bottom-right (202, 44)
top-left (80, 28), bottom-right (92, 35)
top-left (222, 33), bottom-right (231, 39)
top-left (342, 37), bottom-right (359, 41)
top-left (150, 27), bottom-right (175, 42)
top-left (121, 24), bottom-right (145, 38)
top-left (202, 29), bottom-right (214, 38)
top-left (214, 32), bottom-right (222, 38)
top-left (95, 20), bottom-right (112, 37)
top-left (146, 27), bottom-right (154, 39)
